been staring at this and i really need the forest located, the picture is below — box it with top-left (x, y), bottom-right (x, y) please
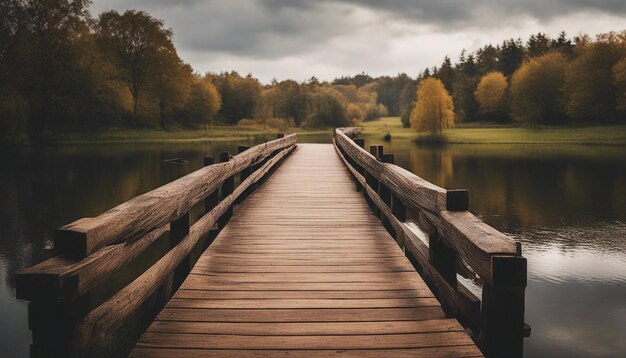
top-left (1, 0), bottom-right (625, 144)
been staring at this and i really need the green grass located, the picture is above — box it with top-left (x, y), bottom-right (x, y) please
top-left (46, 124), bottom-right (332, 145)
top-left (361, 117), bottom-right (626, 145)
top-left (34, 117), bottom-right (626, 145)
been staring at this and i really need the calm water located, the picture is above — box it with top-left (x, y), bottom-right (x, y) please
top-left (1, 136), bottom-right (625, 357)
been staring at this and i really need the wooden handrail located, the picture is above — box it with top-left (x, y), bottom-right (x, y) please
top-left (74, 144), bottom-right (296, 355)
top-left (53, 134), bottom-right (297, 258)
top-left (16, 134), bottom-right (297, 357)
top-left (333, 127), bottom-right (527, 357)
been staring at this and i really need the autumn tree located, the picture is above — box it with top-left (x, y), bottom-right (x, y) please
top-left (211, 72), bottom-right (261, 124)
top-left (409, 78), bottom-right (455, 134)
top-left (96, 10), bottom-right (177, 119)
top-left (475, 71), bottom-right (508, 120)
top-left (563, 32), bottom-right (626, 121)
top-left (510, 52), bottom-right (568, 124)
top-left (308, 87), bottom-right (349, 128)
top-left (185, 75), bottom-right (221, 133)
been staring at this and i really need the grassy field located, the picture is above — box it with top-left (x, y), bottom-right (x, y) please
top-left (361, 117), bottom-right (626, 145)
top-left (38, 117), bottom-right (626, 145)
top-left (46, 124), bottom-right (332, 145)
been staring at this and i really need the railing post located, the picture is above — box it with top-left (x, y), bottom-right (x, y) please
top-left (366, 146), bottom-right (381, 214)
top-left (204, 156), bottom-right (218, 213)
top-left (204, 156), bottom-right (219, 249)
top-left (353, 138), bottom-right (365, 192)
top-left (481, 255), bottom-right (527, 358)
top-left (391, 194), bottom-right (406, 221)
top-left (170, 211), bottom-right (190, 290)
top-left (237, 146), bottom-right (251, 204)
top-left (429, 231), bottom-right (457, 287)
top-left (219, 152), bottom-right (234, 228)
top-left (380, 154), bottom-right (394, 208)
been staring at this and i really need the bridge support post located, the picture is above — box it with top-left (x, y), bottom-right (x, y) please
top-left (237, 146), bottom-right (252, 204)
top-left (391, 194), bottom-right (406, 222)
top-left (429, 232), bottom-right (458, 287)
top-left (219, 152), bottom-right (234, 228)
top-left (353, 138), bottom-right (365, 192)
top-left (380, 153), bottom-right (395, 235)
top-left (171, 212), bottom-right (190, 290)
top-left (366, 146), bottom-right (381, 214)
top-left (480, 255), bottom-right (527, 358)
top-left (204, 156), bottom-right (219, 249)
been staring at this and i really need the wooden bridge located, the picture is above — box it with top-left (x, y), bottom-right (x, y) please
top-left (17, 129), bottom-right (529, 357)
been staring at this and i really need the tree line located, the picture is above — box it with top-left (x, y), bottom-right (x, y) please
top-left (0, 0), bottom-right (224, 143)
top-left (1, 1), bottom-right (624, 144)
top-left (403, 31), bottom-right (626, 129)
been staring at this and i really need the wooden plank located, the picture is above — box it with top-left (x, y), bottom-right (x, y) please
top-left (166, 298), bottom-right (440, 309)
top-left (174, 289), bottom-right (435, 299)
top-left (130, 346), bottom-right (484, 358)
top-left (146, 319), bottom-right (464, 335)
top-left (436, 210), bottom-right (517, 284)
top-left (135, 331), bottom-right (474, 349)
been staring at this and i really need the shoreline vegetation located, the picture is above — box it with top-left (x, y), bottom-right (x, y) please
top-left (362, 117), bottom-right (626, 145)
top-left (2, 1), bottom-right (624, 146)
top-left (22, 117), bottom-right (626, 146)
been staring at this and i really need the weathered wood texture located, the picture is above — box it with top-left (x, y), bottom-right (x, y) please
top-left (73, 143), bottom-right (296, 354)
top-left (334, 128), bottom-right (527, 358)
top-left (16, 135), bottom-right (296, 357)
top-left (131, 144), bottom-right (482, 358)
top-left (54, 134), bottom-right (297, 258)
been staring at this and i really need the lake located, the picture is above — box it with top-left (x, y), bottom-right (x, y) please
top-left (0, 135), bottom-right (625, 357)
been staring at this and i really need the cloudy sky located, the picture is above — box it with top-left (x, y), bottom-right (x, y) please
top-left (91, 0), bottom-right (625, 83)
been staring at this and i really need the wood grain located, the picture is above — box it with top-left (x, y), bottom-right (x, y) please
top-left (54, 134), bottom-right (296, 257)
top-left (131, 143), bottom-right (481, 357)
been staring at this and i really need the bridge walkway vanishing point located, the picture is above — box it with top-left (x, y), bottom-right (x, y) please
top-left (130, 143), bottom-right (483, 357)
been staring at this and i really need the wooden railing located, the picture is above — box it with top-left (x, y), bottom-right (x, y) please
top-left (16, 134), bottom-right (297, 357)
top-left (333, 127), bottom-right (529, 358)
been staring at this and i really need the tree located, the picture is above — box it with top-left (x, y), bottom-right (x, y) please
top-left (186, 76), bottom-right (221, 133)
top-left (563, 32), bottom-right (626, 121)
top-left (510, 52), bottom-right (568, 124)
top-left (499, 38), bottom-right (525, 76)
top-left (8, 0), bottom-right (94, 139)
top-left (526, 33), bottom-right (552, 58)
top-left (96, 10), bottom-right (176, 119)
top-left (451, 72), bottom-right (479, 122)
top-left (476, 45), bottom-right (500, 75)
top-left (309, 87), bottom-right (349, 128)
top-left (436, 56), bottom-right (454, 91)
top-left (409, 78), bottom-right (455, 134)
top-left (151, 48), bottom-right (194, 128)
top-left (475, 71), bottom-right (508, 120)
top-left (211, 72), bottom-right (261, 124)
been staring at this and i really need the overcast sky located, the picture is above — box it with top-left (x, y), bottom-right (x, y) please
top-left (90, 0), bottom-right (625, 83)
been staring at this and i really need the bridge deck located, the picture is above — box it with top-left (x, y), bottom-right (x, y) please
top-left (130, 143), bottom-right (482, 357)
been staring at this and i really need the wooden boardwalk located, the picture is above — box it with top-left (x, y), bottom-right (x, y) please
top-left (130, 144), bottom-right (482, 357)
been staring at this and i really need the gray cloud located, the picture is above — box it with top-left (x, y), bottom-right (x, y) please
top-left (90, 0), bottom-right (626, 82)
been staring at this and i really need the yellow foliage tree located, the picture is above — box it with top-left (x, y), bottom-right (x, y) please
top-left (186, 76), bottom-right (221, 133)
top-left (510, 52), bottom-right (568, 124)
top-left (475, 71), bottom-right (508, 116)
top-left (409, 78), bottom-right (455, 134)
